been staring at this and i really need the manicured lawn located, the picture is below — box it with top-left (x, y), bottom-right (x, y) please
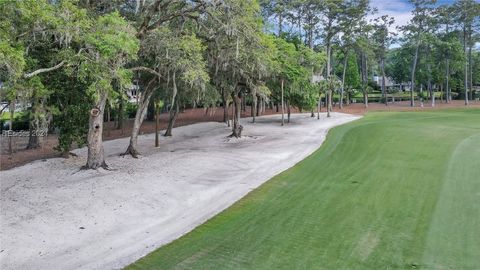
top-left (127, 109), bottom-right (480, 270)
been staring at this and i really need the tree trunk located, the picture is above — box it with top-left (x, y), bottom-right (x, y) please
top-left (256, 96), bottom-right (261, 117)
top-left (27, 126), bottom-right (40, 149)
top-left (445, 22), bottom-right (450, 103)
top-left (124, 77), bottom-right (158, 157)
top-left (281, 79), bottom-right (285, 126)
top-left (165, 72), bottom-right (178, 136)
top-left (124, 91), bottom-right (153, 157)
top-left (419, 84), bottom-right (424, 108)
top-left (340, 52), bottom-right (348, 109)
top-left (241, 94), bottom-right (246, 112)
top-left (327, 42), bottom-right (332, 78)
top-left (222, 89), bottom-right (229, 124)
top-left (440, 84), bottom-right (444, 103)
top-left (287, 99), bottom-right (291, 123)
top-left (431, 87), bottom-right (435, 107)
top-left (361, 51), bottom-right (368, 109)
top-left (165, 101), bottom-right (179, 137)
top-left (106, 103), bottom-right (111, 137)
top-left (262, 98), bottom-right (266, 114)
top-left (317, 94), bottom-right (321, 119)
top-left (155, 101), bottom-right (160, 148)
top-left (463, 27), bottom-right (468, 106)
top-left (252, 93), bottom-right (257, 123)
top-left (85, 91), bottom-right (108, 169)
top-left (381, 58), bottom-right (387, 106)
top-left (230, 99), bottom-right (234, 127)
top-left (278, 13), bottom-right (283, 36)
top-left (307, 20), bottom-right (314, 49)
top-left (468, 33), bottom-right (473, 101)
top-left (446, 59), bottom-right (450, 103)
top-left (326, 43), bottom-right (333, 116)
top-left (363, 92), bottom-right (368, 108)
top-left (26, 95), bottom-right (40, 149)
top-left (428, 62), bottom-right (434, 107)
top-left (410, 44), bottom-right (420, 107)
top-left (326, 91), bottom-right (331, 118)
top-left (8, 100), bottom-right (14, 154)
top-left (117, 98), bottom-right (124, 130)
top-left (230, 87), bottom-right (243, 137)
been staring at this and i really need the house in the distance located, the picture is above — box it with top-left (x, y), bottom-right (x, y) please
top-left (311, 73), bottom-right (324, 83)
top-left (126, 80), bottom-right (141, 103)
top-left (373, 75), bottom-right (394, 88)
top-left (373, 76), bottom-right (411, 92)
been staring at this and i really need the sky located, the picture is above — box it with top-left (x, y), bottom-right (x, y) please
top-left (268, 0), bottom-right (479, 49)
top-left (368, 0), bottom-right (457, 35)
top-left (368, 0), bottom-right (480, 48)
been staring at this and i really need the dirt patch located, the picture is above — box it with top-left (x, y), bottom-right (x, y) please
top-left (355, 231), bottom-right (380, 261)
top-left (1, 100), bottom-right (478, 170)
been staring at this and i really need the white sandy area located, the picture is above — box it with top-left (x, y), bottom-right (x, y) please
top-left (0, 112), bottom-right (360, 270)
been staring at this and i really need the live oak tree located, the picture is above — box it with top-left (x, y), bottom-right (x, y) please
top-left (161, 32), bottom-right (209, 137)
top-left (2, 0), bottom-right (478, 169)
top-left (202, 0), bottom-right (270, 137)
top-left (268, 35), bottom-right (325, 123)
top-left (245, 34), bottom-right (277, 124)
top-left (102, 0), bottom-right (210, 157)
top-left (0, 0), bottom-right (88, 149)
top-left (80, 12), bottom-right (139, 169)
top-left (124, 27), bottom-right (208, 157)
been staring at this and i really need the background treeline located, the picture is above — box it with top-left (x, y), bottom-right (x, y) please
top-left (0, 0), bottom-right (478, 169)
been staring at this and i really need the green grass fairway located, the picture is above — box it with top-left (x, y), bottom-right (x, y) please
top-left (127, 109), bottom-right (480, 270)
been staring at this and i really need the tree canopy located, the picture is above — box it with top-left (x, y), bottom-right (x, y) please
top-left (1, 0), bottom-right (478, 168)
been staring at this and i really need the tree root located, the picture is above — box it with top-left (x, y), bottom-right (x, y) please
top-left (82, 161), bottom-right (108, 170)
top-left (228, 125), bottom-right (243, 138)
top-left (121, 144), bottom-right (140, 158)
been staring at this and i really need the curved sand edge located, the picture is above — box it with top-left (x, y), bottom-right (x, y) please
top-left (0, 112), bottom-right (361, 270)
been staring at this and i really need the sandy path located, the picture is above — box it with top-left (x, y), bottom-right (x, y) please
top-left (0, 113), bottom-right (360, 270)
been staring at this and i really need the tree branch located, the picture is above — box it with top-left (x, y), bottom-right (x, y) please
top-left (130, 66), bottom-right (162, 78)
top-left (137, 0), bottom-right (207, 38)
top-left (23, 61), bottom-right (65, 79)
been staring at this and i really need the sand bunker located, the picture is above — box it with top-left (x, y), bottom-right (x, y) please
top-left (0, 112), bottom-right (360, 270)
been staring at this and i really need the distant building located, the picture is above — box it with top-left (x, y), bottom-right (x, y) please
top-left (311, 73), bottom-right (324, 83)
top-left (126, 80), bottom-right (141, 103)
top-left (373, 76), bottom-right (411, 92)
top-left (373, 76), bottom-right (395, 88)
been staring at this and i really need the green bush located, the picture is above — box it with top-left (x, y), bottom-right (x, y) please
top-left (126, 102), bottom-right (138, 119)
top-left (54, 104), bottom-right (89, 153)
top-left (0, 111), bottom-right (29, 132)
